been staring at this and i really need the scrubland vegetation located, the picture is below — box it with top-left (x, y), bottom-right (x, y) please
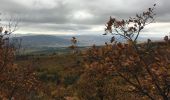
top-left (1, 4), bottom-right (170, 100)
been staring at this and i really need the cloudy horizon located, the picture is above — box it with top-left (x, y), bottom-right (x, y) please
top-left (0, 0), bottom-right (170, 36)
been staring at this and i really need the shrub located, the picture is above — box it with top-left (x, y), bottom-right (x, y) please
top-left (79, 4), bottom-right (170, 100)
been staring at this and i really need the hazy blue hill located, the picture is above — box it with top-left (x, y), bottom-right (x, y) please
top-left (12, 35), bottom-right (72, 48)
top-left (10, 34), bottom-right (164, 55)
top-left (11, 34), bottom-right (112, 48)
top-left (11, 34), bottom-right (163, 49)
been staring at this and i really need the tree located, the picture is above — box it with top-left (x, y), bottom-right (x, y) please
top-left (82, 4), bottom-right (170, 100)
top-left (0, 15), bottom-right (41, 99)
top-left (69, 37), bottom-right (79, 54)
top-left (104, 4), bottom-right (156, 47)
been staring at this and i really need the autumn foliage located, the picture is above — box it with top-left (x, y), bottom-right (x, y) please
top-left (104, 4), bottom-right (156, 43)
top-left (1, 4), bottom-right (170, 100)
top-left (77, 4), bottom-right (170, 100)
top-left (0, 26), bottom-right (41, 99)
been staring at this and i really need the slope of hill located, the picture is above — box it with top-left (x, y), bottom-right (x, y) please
top-left (11, 34), bottom-right (111, 48)
top-left (12, 35), bottom-right (71, 48)
top-left (10, 34), bottom-right (164, 55)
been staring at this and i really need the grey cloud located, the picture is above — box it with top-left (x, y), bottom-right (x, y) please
top-left (0, 0), bottom-right (170, 33)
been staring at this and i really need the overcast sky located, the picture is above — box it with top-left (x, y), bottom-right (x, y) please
top-left (0, 0), bottom-right (170, 36)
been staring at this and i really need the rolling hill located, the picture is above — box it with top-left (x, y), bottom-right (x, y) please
top-left (10, 34), bottom-right (164, 54)
top-left (11, 34), bottom-right (111, 48)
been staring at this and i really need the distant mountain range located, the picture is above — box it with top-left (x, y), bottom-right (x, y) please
top-left (11, 34), bottom-right (111, 48)
top-left (10, 34), bottom-right (163, 49)
top-left (12, 35), bottom-right (71, 48)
